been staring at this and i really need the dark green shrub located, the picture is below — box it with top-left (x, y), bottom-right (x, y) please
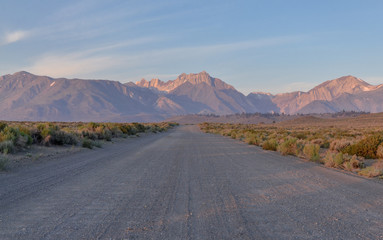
top-left (303, 144), bottom-right (320, 162)
top-left (132, 122), bottom-right (146, 132)
top-left (0, 156), bottom-right (8, 171)
top-left (334, 152), bottom-right (344, 167)
top-left (262, 139), bottom-right (278, 151)
top-left (278, 138), bottom-right (298, 156)
top-left (0, 140), bottom-right (15, 154)
top-left (342, 134), bottom-right (383, 159)
top-left (119, 124), bottom-right (133, 134)
top-left (0, 122), bottom-right (7, 131)
top-left (82, 131), bottom-right (98, 140)
top-left (82, 138), bottom-right (93, 149)
top-left (50, 131), bottom-right (78, 145)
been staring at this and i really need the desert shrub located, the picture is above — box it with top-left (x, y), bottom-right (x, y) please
top-left (230, 130), bottom-right (237, 139)
top-left (291, 131), bottom-right (309, 140)
top-left (303, 144), bottom-right (320, 162)
top-left (323, 151), bottom-right (344, 167)
top-left (15, 133), bottom-right (32, 148)
top-left (321, 140), bottom-right (330, 149)
top-left (0, 156), bottom-right (8, 171)
top-left (296, 140), bottom-right (306, 157)
top-left (358, 166), bottom-right (383, 178)
top-left (311, 138), bottom-right (323, 145)
top-left (323, 151), bottom-right (336, 167)
top-left (17, 125), bottom-right (31, 136)
top-left (30, 128), bottom-right (43, 143)
top-left (329, 139), bottom-right (353, 152)
top-left (244, 133), bottom-right (257, 145)
top-left (119, 124), bottom-right (134, 135)
top-left (350, 155), bottom-right (361, 169)
top-left (82, 131), bottom-right (98, 140)
top-left (334, 152), bottom-right (344, 167)
top-left (0, 140), bottom-right (15, 154)
top-left (132, 122), bottom-right (146, 132)
top-left (82, 138), bottom-right (102, 149)
top-left (87, 122), bottom-right (99, 130)
top-left (278, 138), bottom-right (298, 156)
top-left (50, 131), bottom-right (78, 145)
top-left (94, 126), bottom-right (112, 141)
top-left (376, 143), bottom-right (383, 159)
top-left (0, 126), bottom-right (31, 149)
top-left (262, 139), bottom-right (278, 151)
top-left (343, 155), bottom-right (361, 171)
top-left (342, 134), bottom-right (383, 159)
top-left (82, 138), bottom-right (94, 149)
top-left (0, 122), bottom-right (7, 131)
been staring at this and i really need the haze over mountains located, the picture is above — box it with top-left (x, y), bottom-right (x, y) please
top-left (0, 71), bottom-right (382, 122)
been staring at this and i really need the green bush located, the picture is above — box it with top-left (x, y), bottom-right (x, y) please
top-left (323, 151), bottom-right (344, 167)
top-left (82, 138), bottom-right (102, 149)
top-left (303, 144), bottom-right (320, 162)
top-left (132, 122), bottom-right (146, 132)
top-left (82, 138), bottom-right (94, 149)
top-left (334, 152), bottom-right (344, 167)
top-left (119, 124), bottom-right (135, 135)
top-left (323, 151), bottom-right (335, 167)
top-left (278, 138), bottom-right (298, 156)
top-left (358, 166), bottom-right (383, 178)
top-left (0, 122), bottom-right (7, 131)
top-left (50, 131), bottom-right (78, 145)
top-left (0, 140), bottom-right (15, 154)
top-left (343, 155), bottom-right (361, 171)
top-left (376, 143), bottom-right (383, 159)
top-left (262, 139), bottom-right (278, 151)
top-left (0, 126), bottom-right (31, 150)
top-left (342, 134), bottom-right (383, 159)
top-left (0, 156), bottom-right (8, 171)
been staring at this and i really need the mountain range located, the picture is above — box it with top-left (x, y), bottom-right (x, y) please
top-left (0, 71), bottom-right (382, 122)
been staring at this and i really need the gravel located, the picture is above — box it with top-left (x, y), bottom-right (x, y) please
top-left (0, 125), bottom-right (382, 239)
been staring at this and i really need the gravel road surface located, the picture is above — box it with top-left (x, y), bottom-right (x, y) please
top-left (0, 125), bottom-right (382, 239)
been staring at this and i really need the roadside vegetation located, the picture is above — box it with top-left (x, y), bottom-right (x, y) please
top-left (200, 122), bottom-right (383, 179)
top-left (0, 121), bottom-right (178, 170)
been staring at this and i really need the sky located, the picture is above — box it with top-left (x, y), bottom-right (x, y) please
top-left (1, 0), bottom-right (383, 95)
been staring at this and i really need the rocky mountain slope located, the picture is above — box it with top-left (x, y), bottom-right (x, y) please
top-left (0, 71), bottom-right (162, 122)
top-left (0, 71), bottom-right (382, 122)
top-left (272, 76), bottom-right (383, 114)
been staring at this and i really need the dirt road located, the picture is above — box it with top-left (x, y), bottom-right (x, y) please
top-left (0, 125), bottom-right (382, 239)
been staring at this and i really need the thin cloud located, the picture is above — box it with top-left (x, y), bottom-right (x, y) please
top-left (116, 35), bottom-right (307, 68)
top-left (25, 35), bottom-right (306, 79)
top-left (145, 35), bottom-right (306, 57)
top-left (1, 30), bottom-right (30, 45)
top-left (25, 37), bottom-right (158, 77)
top-left (26, 53), bottom-right (116, 78)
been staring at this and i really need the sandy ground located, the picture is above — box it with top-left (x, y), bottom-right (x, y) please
top-left (0, 125), bottom-right (382, 239)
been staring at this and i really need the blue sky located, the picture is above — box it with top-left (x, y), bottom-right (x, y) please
top-left (1, 0), bottom-right (382, 94)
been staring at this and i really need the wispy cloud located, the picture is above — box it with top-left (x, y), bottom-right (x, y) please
top-left (26, 53), bottom-right (116, 78)
top-left (25, 34), bottom-right (306, 80)
top-left (25, 37), bottom-right (159, 77)
top-left (1, 30), bottom-right (30, 45)
top-left (143, 35), bottom-right (306, 58)
top-left (116, 35), bottom-right (307, 71)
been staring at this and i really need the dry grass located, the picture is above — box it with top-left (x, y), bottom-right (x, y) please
top-left (200, 113), bottom-right (383, 179)
top-left (0, 121), bottom-right (178, 154)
